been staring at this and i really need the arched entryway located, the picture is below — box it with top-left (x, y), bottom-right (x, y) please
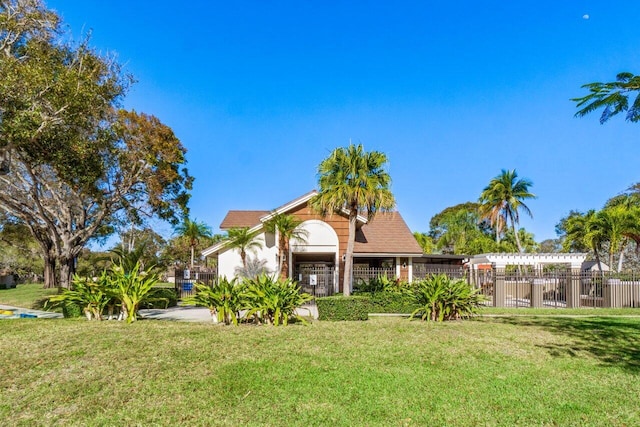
top-left (290, 220), bottom-right (339, 296)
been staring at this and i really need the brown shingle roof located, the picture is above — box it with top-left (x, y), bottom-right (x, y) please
top-left (219, 210), bottom-right (269, 229)
top-left (354, 212), bottom-right (423, 255)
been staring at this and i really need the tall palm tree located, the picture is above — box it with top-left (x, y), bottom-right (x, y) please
top-left (478, 169), bottom-right (536, 252)
top-left (589, 206), bottom-right (640, 272)
top-left (226, 227), bottom-right (263, 268)
top-left (563, 210), bottom-right (604, 270)
top-left (310, 143), bottom-right (395, 296)
top-left (264, 213), bottom-right (308, 279)
top-left (174, 218), bottom-right (213, 269)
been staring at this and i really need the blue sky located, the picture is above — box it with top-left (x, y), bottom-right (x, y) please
top-left (48, 0), bottom-right (640, 243)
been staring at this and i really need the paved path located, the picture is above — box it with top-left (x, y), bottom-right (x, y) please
top-left (138, 304), bottom-right (319, 323)
top-left (0, 304), bottom-right (63, 319)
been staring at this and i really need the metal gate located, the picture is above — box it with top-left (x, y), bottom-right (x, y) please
top-left (294, 263), bottom-right (336, 298)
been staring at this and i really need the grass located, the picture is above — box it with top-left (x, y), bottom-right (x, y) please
top-left (0, 283), bottom-right (57, 309)
top-left (480, 306), bottom-right (640, 316)
top-left (2, 316), bottom-right (640, 426)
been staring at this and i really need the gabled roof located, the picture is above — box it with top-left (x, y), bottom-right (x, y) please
top-left (204, 192), bottom-right (414, 258)
top-left (353, 212), bottom-right (423, 255)
top-left (220, 210), bottom-right (270, 229)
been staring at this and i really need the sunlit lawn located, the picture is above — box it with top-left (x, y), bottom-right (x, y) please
top-left (0, 283), bottom-right (57, 309)
top-left (2, 316), bottom-right (639, 426)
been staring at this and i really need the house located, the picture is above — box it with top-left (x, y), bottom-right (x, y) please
top-left (202, 191), bottom-right (459, 295)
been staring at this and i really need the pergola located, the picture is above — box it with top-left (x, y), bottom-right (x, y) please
top-left (468, 253), bottom-right (588, 270)
top-left (467, 253), bottom-right (589, 308)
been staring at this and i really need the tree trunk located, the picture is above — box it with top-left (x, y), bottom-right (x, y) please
top-left (43, 255), bottom-right (57, 288)
top-left (618, 249), bottom-right (625, 273)
top-left (59, 256), bottom-right (76, 289)
top-left (343, 210), bottom-right (357, 296)
top-left (280, 237), bottom-right (289, 280)
top-left (609, 251), bottom-right (614, 274)
top-left (512, 224), bottom-right (524, 253)
top-left (594, 248), bottom-right (603, 272)
top-left (190, 245), bottom-right (195, 270)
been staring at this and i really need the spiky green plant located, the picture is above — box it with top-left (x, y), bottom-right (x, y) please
top-left (109, 261), bottom-right (160, 323)
top-left (244, 275), bottom-right (313, 326)
top-left (410, 274), bottom-right (485, 322)
top-left (46, 273), bottom-right (112, 320)
top-left (184, 277), bottom-right (246, 325)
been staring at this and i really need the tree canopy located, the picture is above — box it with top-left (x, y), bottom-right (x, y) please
top-left (478, 169), bottom-right (535, 252)
top-left (311, 143), bottom-right (395, 296)
top-left (0, 0), bottom-right (192, 287)
top-left (573, 72), bottom-right (640, 123)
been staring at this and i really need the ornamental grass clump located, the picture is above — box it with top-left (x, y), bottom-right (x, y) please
top-left (184, 278), bottom-right (246, 325)
top-left (410, 274), bottom-right (485, 322)
top-left (244, 275), bottom-right (313, 325)
top-left (186, 275), bottom-right (312, 326)
top-left (45, 261), bottom-right (163, 323)
top-left (46, 273), bottom-right (113, 321)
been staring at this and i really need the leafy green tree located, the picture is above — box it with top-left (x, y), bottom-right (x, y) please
top-left (478, 169), bottom-right (536, 252)
top-left (429, 202), bottom-right (491, 241)
top-left (264, 213), bottom-right (308, 279)
top-left (0, 214), bottom-right (43, 280)
top-left (590, 206), bottom-right (640, 272)
top-left (225, 227), bottom-right (263, 268)
top-left (310, 143), bottom-right (395, 296)
top-left (573, 72), bottom-right (640, 123)
top-left (174, 218), bottom-right (212, 270)
top-left (502, 228), bottom-right (539, 253)
top-left (538, 238), bottom-right (562, 253)
top-left (0, 2), bottom-right (192, 288)
top-left (413, 232), bottom-right (435, 254)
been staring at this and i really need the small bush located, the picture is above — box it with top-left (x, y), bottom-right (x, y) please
top-left (316, 295), bottom-right (370, 321)
top-left (354, 274), bottom-right (412, 295)
top-left (140, 288), bottom-right (178, 309)
top-left (184, 278), bottom-right (245, 325)
top-left (367, 292), bottom-right (419, 314)
top-left (411, 274), bottom-right (485, 322)
top-left (62, 302), bottom-right (83, 318)
top-left (244, 275), bottom-right (313, 326)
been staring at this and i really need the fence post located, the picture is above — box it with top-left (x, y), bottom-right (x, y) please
top-left (566, 267), bottom-right (581, 308)
top-left (531, 278), bottom-right (543, 308)
top-left (493, 265), bottom-right (505, 307)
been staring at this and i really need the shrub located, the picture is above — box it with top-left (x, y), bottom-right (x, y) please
top-left (109, 262), bottom-right (160, 323)
top-left (62, 302), bottom-right (83, 318)
top-left (46, 275), bottom-right (112, 320)
top-left (410, 274), bottom-right (485, 322)
top-left (367, 292), bottom-right (419, 314)
top-left (244, 275), bottom-right (313, 325)
top-left (354, 274), bottom-right (412, 295)
top-left (184, 277), bottom-right (246, 325)
top-left (139, 288), bottom-right (178, 309)
top-left (316, 295), bottom-right (370, 321)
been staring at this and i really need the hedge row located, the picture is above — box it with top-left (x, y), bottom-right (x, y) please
top-left (316, 292), bottom-right (418, 321)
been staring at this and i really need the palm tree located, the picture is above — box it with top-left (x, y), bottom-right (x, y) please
top-left (264, 213), bottom-right (308, 279)
top-left (226, 227), bottom-right (263, 268)
top-left (589, 206), bottom-right (640, 272)
top-left (573, 72), bottom-right (640, 123)
top-left (310, 143), bottom-right (395, 296)
top-left (174, 218), bottom-right (213, 270)
top-left (478, 169), bottom-right (536, 252)
top-left (563, 210), bottom-right (604, 270)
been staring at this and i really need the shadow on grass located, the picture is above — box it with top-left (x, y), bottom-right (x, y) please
top-left (487, 316), bottom-right (640, 373)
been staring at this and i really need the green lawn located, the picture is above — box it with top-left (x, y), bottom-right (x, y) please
top-left (1, 316), bottom-right (639, 426)
top-left (0, 283), bottom-right (57, 309)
